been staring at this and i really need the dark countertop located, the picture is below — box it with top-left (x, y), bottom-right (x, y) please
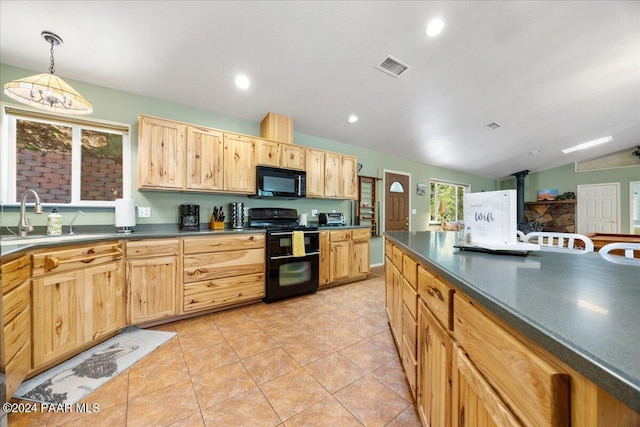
top-left (385, 231), bottom-right (640, 415)
top-left (0, 226), bottom-right (264, 258)
top-left (0, 224), bottom-right (369, 258)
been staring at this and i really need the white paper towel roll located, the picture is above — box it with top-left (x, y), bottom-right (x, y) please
top-left (115, 198), bottom-right (136, 228)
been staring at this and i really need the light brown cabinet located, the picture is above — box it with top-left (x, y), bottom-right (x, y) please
top-left (256, 139), bottom-right (306, 170)
top-left (417, 298), bottom-right (452, 427)
top-left (182, 234), bottom-right (265, 313)
top-left (305, 148), bottom-right (326, 197)
top-left (223, 133), bottom-right (256, 193)
top-left (319, 231), bottom-right (330, 286)
top-left (1, 256), bottom-right (32, 398)
top-left (186, 125), bottom-right (224, 191)
top-left (304, 148), bottom-right (358, 199)
top-left (31, 242), bottom-right (124, 368)
top-left (386, 239), bottom-right (639, 427)
top-left (138, 115), bottom-right (186, 190)
top-left (325, 229), bottom-right (370, 284)
top-left (126, 239), bottom-right (180, 324)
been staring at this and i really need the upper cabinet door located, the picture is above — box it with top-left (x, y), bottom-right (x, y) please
top-left (281, 145), bottom-right (306, 170)
top-left (224, 133), bottom-right (256, 193)
top-left (324, 152), bottom-right (342, 198)
top-left (305, 149), bottom-right (325, 197)
top-left (341, 155), bottom-right (358, 200)
top-left (255, 138), bottom-right (281, 167)
top-left (138, 116), bottom-right (186, 190)
top-left (186, 126), bottom-right (224, 191)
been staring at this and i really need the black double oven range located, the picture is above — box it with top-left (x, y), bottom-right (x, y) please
top-left (248, 208), bottom-right (319, 303)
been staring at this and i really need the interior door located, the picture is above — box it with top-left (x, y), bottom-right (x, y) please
top-left (385, 172), bottom-right (410, 232)
top-left (577, 183), bottom-right (620, 234)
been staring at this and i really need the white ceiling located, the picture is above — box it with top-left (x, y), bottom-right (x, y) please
top-left (1, 1), bottom-right (639, 180)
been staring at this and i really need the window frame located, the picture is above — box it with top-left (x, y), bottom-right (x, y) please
top-left (429, 179), bottom-right (470, 224)
top-left (0, 103), bottom-right (131, 207)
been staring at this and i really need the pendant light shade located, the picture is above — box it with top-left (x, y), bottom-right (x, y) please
top-left (3, 31), bottom-right (93, 114)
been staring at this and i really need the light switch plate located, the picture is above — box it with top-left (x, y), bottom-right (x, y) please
top-left (412, 209), bottom-right (417, 214)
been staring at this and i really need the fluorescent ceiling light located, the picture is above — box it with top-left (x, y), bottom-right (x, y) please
top-left (426, 18), bottom-right (445, 37)
top-left (561, 136), bottom-right (613, 154)
top-left (234, 75), bottom-right (250, 90)
top-left (348, 115), bottom-right (358, 123)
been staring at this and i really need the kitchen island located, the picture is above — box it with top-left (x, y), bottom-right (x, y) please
top-left (385, 231), bottom-right (639, 424)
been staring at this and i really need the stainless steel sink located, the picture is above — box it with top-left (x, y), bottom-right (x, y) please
top-left (0, 233), bottom-right (115, 246)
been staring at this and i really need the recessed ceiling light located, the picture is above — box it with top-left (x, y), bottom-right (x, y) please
top-left (485, 121), bottom-right (502, 130)
top-left (426, 17), bottom-right (445, 37)
top-left (561, 136), bottom-right (613, 154)
top-left (234, 75), bottom-right (250, 90)
top-left (348, 115), bottom-right (358, 123)
top-left (529, 148), bottom-right (542, 155)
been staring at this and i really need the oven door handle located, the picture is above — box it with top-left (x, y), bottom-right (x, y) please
top-left (269, 230), bottom-right (320, 236)
top-left (270, 251), bottom-right (320, 260)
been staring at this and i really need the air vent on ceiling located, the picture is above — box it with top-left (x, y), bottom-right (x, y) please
top-left (375, 55), bottom-right (410, 78)
top-left (485, 122), bottom-right (502, 130)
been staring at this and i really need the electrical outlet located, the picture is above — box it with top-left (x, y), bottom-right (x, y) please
top-left (412, 209), bottom-right (417, 214)
top-left (311, 209), bottom-right (318, 216)
top-left (138, 207), bottom-right (151, 218)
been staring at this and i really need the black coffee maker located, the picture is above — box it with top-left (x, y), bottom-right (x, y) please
top-left (179, 204), bottom-right (200, 230)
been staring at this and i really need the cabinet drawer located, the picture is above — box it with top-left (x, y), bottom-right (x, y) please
top-left (1, 256), bottom-right (30, 294)
top-left (351, 228), bottom-right (370, 240)
top-left (402, 254), bottom-right (418, 289)
top-left (402, 278), bottom-right (418, 320)
top-left (184, 248), bottom-right (265, 283)
top-left (329, 230), bottom-right (352, 242)
top-left (402, 303), bottom-right (417, 359)
top-left (127, 238), bottom-right (179, 257)
top-left (183, 234), bottom-right (264, 254)
top-left (392, 246), bottom-right (403, 271)
top-left (183, 272), bottom-right (265, 313)
top-left (3, 306), bottom-right (30, 363)
top-left (401, 334), bottom-right (417, 398)
top-left (385, 240), bottom-right (393, 259)
top-left (3, 280), bottom-right (30, 325)
top-left (453, 293), bottom-right (570, 427)
top-left (32, 242), bottom-right (122, 276)
top-left (418, 266), bottom-right (454, 331)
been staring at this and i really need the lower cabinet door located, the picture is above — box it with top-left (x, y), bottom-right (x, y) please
top-left (417, 300), bottom-right (452, 427)
top-left (32, 270), bottom-right (86, 367)
top-left (452, 345), bottom-right (523, 427)
top-left (87, 261), bottom-right (125, 340)
top-left (127, 256), bottom-right (178, 324)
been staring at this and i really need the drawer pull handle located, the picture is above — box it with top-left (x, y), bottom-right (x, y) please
top-left (428, 286), bottom-right (444, 301)
top-left (44, 247), bottom-right (123, 271)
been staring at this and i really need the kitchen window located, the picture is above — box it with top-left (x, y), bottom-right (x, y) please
top-left (0, 104), bottom-right (131, 206)
top-left (430, 179), bottom-right (469, 224)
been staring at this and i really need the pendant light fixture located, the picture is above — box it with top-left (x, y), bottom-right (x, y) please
top-left (3, 31), bottom-right (93, 114)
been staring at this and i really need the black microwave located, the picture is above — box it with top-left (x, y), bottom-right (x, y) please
top-left (251, 166), bottom-right (306, 199)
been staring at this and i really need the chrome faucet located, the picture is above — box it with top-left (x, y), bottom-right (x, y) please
top-left (69, 210), bottom-right (85, 235)
top-left (18, 189), bottom-right (43, 237)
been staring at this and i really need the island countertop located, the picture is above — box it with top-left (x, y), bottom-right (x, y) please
top-left (385, 231), bottom-right (640, 415)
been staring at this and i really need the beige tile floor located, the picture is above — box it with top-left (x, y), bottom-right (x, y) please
top-left (9, 267), bottom-right (421, 426)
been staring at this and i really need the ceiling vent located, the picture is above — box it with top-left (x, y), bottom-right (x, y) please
top-left (485, 122), bottom-right (502, 130)
top-left (375, 55), bottom-right (410, 78)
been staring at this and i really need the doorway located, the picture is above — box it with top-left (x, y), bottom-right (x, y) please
top-left (384, 171), bottom-right (410, 232)
top-left (576, 183), bottom-right (620, 234)
top-left (631, 181), bottom-right (640, 235)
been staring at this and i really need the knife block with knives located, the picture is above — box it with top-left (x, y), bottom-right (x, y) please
top-left (210, 205), bottom-right (225, 230)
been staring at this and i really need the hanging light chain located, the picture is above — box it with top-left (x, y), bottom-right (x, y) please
top-left (48, 38), bottom-right (56, 75)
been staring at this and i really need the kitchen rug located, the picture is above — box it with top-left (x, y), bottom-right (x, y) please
top-left (14, 326), bottom-right (176, 405)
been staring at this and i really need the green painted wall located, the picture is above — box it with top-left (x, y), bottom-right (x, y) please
top-left (1, 63), bottom-right (496, 264)
top-left (499, 163), bottom-right (640, 233)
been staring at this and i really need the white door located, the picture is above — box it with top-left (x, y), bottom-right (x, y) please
top-left (577, 183), bottom-right (620, 234)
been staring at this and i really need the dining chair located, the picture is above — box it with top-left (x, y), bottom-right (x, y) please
top-left (523, 232), bottom-right (594, 254)
top-left (599, 242), bottom-right (640, 266)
